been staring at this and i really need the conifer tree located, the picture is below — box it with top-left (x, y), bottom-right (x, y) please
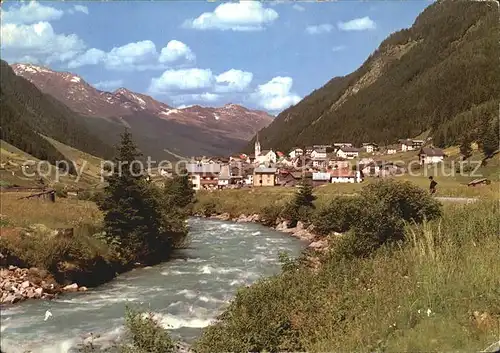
top-left (480, 117), bottom-right (499, 157)
top-left (98, 130), bottom-right (169, 262)
top-left (164, 169), bottom-right (195, 212)
top-left (293, 175), bottom-right (316, 209)
top-left (283, 175), bottom-right (317, 226)
top-left (459, 135), bottom-right (473, 160)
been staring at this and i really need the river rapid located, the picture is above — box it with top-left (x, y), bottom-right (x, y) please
top-left (0, 218), bottom-right (305, 353)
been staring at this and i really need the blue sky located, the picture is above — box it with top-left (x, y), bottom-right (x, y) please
top-left (1, 0), bottom-right (432, 113)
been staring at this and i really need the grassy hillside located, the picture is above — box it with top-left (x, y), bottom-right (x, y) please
top-left (195, 187), bottom-right (500, 352)
top-left (0, 139), bottom-right (103, 189)
top-left (0, 60), bottom-right (113, 166)
top-left (249, 1), bottom-right (499, 152)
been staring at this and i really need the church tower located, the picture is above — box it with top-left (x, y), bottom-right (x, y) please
top-left (254, 133), bottom-right (261, 157)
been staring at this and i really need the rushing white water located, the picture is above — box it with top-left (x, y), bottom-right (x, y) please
top-left (0, 218), bottom-right (305, 353)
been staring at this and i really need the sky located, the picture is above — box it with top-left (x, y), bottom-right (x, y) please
top-left (1, 0), bottom-right (433, 114)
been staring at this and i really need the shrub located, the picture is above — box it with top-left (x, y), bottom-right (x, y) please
top-left (313, 196), bottom-right (363, 235)
top-left (77, 307), bottom-right (176, 353)
top-left (281, 177), bottom-right (316, 226)
top-left (334, 202), bottom-right (405, 259)
top-left (194, 273), bottom-right (307, 353)
top-left (77, 190), bottom-right (92, 201)
top-left (259, 203), bottom-right (283, 227)
top-left (196, 199), bottom-right (219, 217)
top-left (54, 184), bottom-right (68, 198)
top-left (119, 307), bottom-right (176, 353)
top-left (361, 179), bottom-right (442, 223)
top-left (327, 180), bottom-right (440, 259)
top-left (0, 224), bottom-right (118, 285)
top-left (90, 190), bottom-right (105, 204)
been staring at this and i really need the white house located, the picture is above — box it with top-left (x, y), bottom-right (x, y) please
top-left (330, 169), bottom-right (362, 183)
top-left (333, 142), bottom-right (353, 147)
top-left (312, 172), bottom-right (331, 186)
top-left (412, 140), bottom-right (425, 149)
top-left (186, 163), bottom-right (221, 190)
top-left (310, 147), bottom-right (327, 159)
top-left (218, 165), bottom-right (230, 188)
top-left (256, 150), bottom-right (277, 165)
top-left (312, 158), bottom-right (327, 168)
top-left (419, 147), bottom-right (445, 165)
top-left (399, 139), bottom-right (415, 152)
top-left (386, 147), bottom-right (397, 155)
top-left (336, 146), bottom-right (360, 160)
top-left (362, 143), bottom-right (378, 153)
top-left (244, 173), bottom-right (254, 186)
top-left (288, 148), bottom-right (304, 159)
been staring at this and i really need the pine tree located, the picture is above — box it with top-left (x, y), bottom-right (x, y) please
top-left (480, 117), bottom-right (499, 157)
top-left (293, 175), bottom-right (316, 209)
top-left (97, 130), bottom-right (169, 263)
top-left (164, 170), bottom-right (195, 212)
top-left (283, 175), bottom-right (317, 226)
top-left (459, 135), bottom-right (473, 160)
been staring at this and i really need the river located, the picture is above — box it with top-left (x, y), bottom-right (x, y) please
top-left (0, 218), bottom-right (305, 353)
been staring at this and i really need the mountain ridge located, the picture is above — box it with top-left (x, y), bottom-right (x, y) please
top-left (0, 60), bottom-right (113, 173)
top-left (11, 63), bottom-right (273, 144)
top-left (248, 0), bottom-right (499, 152)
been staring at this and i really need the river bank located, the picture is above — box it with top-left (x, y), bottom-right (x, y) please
top-left (0, 218), bottom-right (305, 353)
top-left (193, 187), bottom-right (500, 352)
top-left (198, 212), bottom-right (331, 253)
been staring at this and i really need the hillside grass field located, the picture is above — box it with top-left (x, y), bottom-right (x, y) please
top-left (0, 138), bottom-right (104, 189)
top-left (0, 192), bottom-right (101, 229)
top-left (195, 200), bottom-right (500, 352)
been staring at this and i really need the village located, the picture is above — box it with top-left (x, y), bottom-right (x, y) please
top-left (179, 137), bottom-right (446, 191)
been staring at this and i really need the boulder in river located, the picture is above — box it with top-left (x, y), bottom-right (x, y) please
top-left (213, 213), bottom-right (231, 221)
top-left (62, 283), bottom-right (79, 292)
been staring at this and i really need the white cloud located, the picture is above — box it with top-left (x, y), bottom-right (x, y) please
top-left (149, 67), bottom-right (255, 96)
top-left (1, 1), bottom-right (64, 24)
top-left (332, 45), bottom-right (346, 52)
top-left (306, 24), bottom-right (333, 35)
top-left (93, 79), bottom-right (124, 91)
top-left (67, 40), bottom-right (195, 71)
top-left (183, 1), bottom-right (278, 31)
top-left (71, 5), bottom-right (89, 15)
top-left (105, 40), bottom-right (158, 70)
top-left (158, 40), bottom-right (195, 63)
top-left (215, 69), bottom-right (253, 92)
top-left (1, 21), bottom-right (85, 64)
top-left (173, 93), bottom-right (221, 104)
top-left (251, 76), bottom-right (301, 112)
top-left (149, 68), bottom-right (214, 93)
top-left (67, 48), bottom-right (106, 68)
top-left (292, 4), bottom-right (305, 11)
top-left (338, 16), bottom-right (376, 31)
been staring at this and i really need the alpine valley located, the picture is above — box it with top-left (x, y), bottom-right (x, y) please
top-left (4, 61), bottom-right (273, 161)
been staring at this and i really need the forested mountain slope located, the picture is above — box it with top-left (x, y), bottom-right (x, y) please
top-left (248, 1), bottom-right (499, 152)
top-left (0, 60), bottom-right (113, 170)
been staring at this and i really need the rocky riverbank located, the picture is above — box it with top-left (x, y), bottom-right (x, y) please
top-left (200, 212), bottom-right (331, 254)
top-left (0, 266), bottom-right (86, 305)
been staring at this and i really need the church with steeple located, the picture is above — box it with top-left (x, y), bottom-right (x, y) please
top-left (254, 133), bottom-right (277, 166)
top-left (254, 133), bottom-right (261, 157)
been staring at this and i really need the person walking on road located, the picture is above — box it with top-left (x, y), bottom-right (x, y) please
top-left (429, 176), bottom-right (438, 195)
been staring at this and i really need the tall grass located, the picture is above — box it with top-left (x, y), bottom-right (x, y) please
top-left (0, 192), bottom-right (102, 228)
top-left (195, 200), bottom-right (500, 352)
